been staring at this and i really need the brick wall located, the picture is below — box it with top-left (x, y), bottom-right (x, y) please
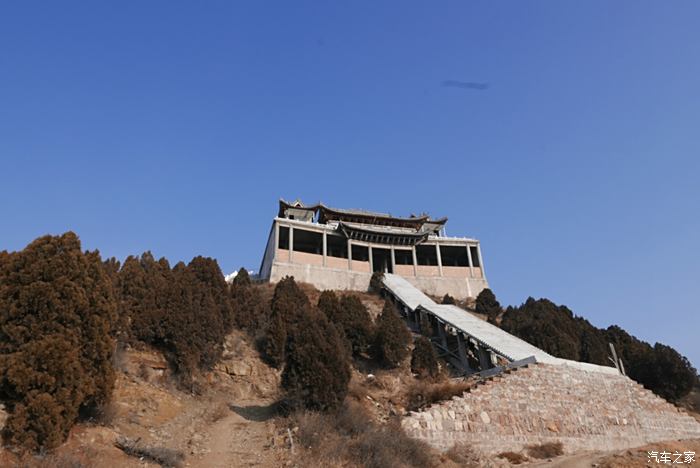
top-left (402, 363), bottom-right (700, 455)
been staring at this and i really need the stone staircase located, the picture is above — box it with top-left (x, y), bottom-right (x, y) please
top-left (402, 363), bottom-right (700, 455)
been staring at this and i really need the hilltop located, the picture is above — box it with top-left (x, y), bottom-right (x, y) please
top-left (1, 232), bottom-right (698, 467)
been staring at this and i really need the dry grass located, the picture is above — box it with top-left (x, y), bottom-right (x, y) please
top-left (680, 386), bottom-right (700, 421)
top-left (291, 400), bottom-right (435, 468)
top-left (405, 379), bottom-right (473, 412)
top-left (443, 443), bottom-right (480, 466)
top-left (526, 441), bottom-right (564, 459)
top-left (115, 436), bottom-right (185, 467)
top-left (497, 451), bottom-right (528, 464)
top-left (24, 452), bottom-right (89, 468)
top-left (207, 402), bottom-right (230, 423)
top-left (597, 439), bottom-right (700, 468)
top-left (91, 402), bottom-right (119, 426)
top-left (347, 379), bottom-right (370, 402)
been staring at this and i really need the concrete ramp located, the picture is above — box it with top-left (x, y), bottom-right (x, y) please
top-left (382, 273), bottom-right (617, 375)
top-left (425, 303), bottom-right (560, 364)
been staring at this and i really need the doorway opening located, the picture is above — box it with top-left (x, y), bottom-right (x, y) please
top-left (372, 247), bottom-right (393, 274)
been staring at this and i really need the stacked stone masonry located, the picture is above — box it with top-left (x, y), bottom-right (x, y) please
top-left (402, 363), bottom-right (700, 455)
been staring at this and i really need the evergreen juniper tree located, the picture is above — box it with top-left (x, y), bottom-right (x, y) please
top-left (0, 232), bottom-right (117, 451)
top-left (411, 335), bottom-right (440, 379)
top-left (372, 300), bottom-right (411, 367)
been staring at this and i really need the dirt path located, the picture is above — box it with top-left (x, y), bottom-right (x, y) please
top-left (192, 399), bottom-right (282, 468)
top-left (525, 451), bottom-right (606, 467)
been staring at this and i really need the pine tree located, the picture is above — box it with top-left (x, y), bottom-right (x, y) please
top-left (231, 268), bottom-right (266, 331)
top-left (411, 336), bottom-right (440, 379)
top-left (419, 314), bottom-right (433, 338)
top-left (187, 256), bottom-right (232, 358)
top-left (264, 310), bottom-right (287, 368)
top-left (232, 267), bottom-right (251, 287)
top-left (441, 294), bottom-right (456, 305)
top-left (119, 252), bottom-right (171, 345)
top-left (317, 291), bottom-right (352, 356)
top-left (476, 288), bottom-right (501, 323)
top-left (369, 271), bottom-right (384, 294)
top-left (263, 277), bottom-right (308, 367)
top-left (281, 311), bottom-right (350, 411)
top-left (338, 295), bottom-right (374, 356)
top-left (0, 232), bottom-right (117, 451)
top-left (372, 301), bottom-right (411, 367)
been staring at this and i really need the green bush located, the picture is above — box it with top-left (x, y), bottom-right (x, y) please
top-left (0, 232), bottom-right (117, 451)
top-left (372, 301), bottom-right (411, 367)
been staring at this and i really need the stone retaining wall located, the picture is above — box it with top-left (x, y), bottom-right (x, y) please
top-left (402, 363), bottom-right (700, 455)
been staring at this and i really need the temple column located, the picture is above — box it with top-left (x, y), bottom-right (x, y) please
top-left (411, 246), bottom-right (418, 276)
top-left (322, 231), bottom-right (327, 267)
top-left (466, 245), bottom-right (474, 278)
top-left (347, 239), bottom-right (352, 270)
top-left (390, 246), bottom-right (396, 273)
top-left (477, 244), bottom-right (485, 279)
top-left (435, 244), bottom-right (443, 277)
top-left (368, 245), bottom-right (374, 272)
top-left (274, 222), bottom-right (280, 258)
top-left (288, 226), bottom-right (294, 263)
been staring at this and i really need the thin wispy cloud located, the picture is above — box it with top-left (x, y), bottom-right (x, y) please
top-left (441, 80), bottom-right (489, 90)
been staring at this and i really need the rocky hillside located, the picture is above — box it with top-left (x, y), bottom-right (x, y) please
top-left (403, 361), bottom-right (700, 456)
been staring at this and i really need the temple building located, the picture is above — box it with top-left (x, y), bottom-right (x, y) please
top-left (259, 199), bottom-right (489, 299)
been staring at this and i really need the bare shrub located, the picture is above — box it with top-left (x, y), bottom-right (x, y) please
top-left (83, 401), bottom-right (119, 426)
top-left (347, 379), bottom-right (369, 402)
top-left (347, 420), bottom-right (433, 468)
top-left (497, 451), bottom-right (528, 464)
top-left (444, 443), bottom-right (480, 467)
top-left (27, 451), bottom-right (90, 468)
top-left (291, 400), bottom-right (433, 468)
top-left (112, 341), bottom-right (129, 373)
top-left (295, 410), bottom-right (329, 449)
top-left (405, 379), bottom-right (472, 412)
top-left (526, 441), bottom-right (563, 459)
top-left (333, 400), bottom-right (372, 436)
top-left (207, 402), bottom-right (230, 423)
top-left (138, 362), bottom-right (155, 382)
top-left (115, 436), bottom-right (185, 467)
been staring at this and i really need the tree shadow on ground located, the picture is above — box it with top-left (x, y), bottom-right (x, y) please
top-left (229, 401), bottom-right (280, 422)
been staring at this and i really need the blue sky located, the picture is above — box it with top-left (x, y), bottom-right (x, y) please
top-left (1, 2), bottom-right (698, 367)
